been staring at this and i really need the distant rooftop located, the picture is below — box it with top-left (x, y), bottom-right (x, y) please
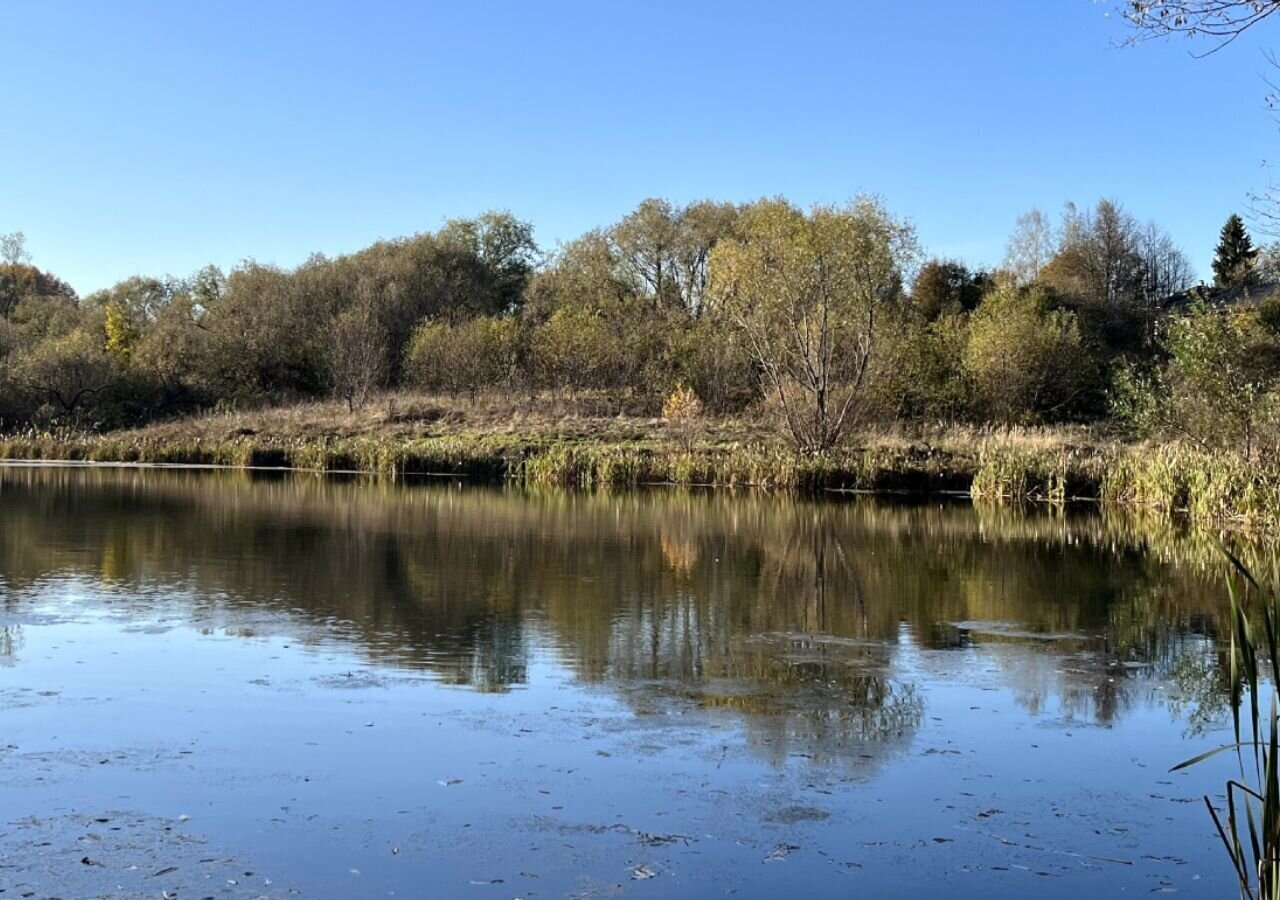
top-left (1160, 282), bottom-right (1280, 311)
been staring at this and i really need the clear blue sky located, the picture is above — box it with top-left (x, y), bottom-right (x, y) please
top-left (3, 0), bottom-right (1276, 294)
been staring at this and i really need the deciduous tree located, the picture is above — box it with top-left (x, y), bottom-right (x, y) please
top-left (0, 232), bottom-right (30, 266)
top-left (1003, 208), bottom-right (1054, 286)
top-left (1120, 1), bottom-right (1280, 50)
top-left (710, 197), bottom-right (918, 452)
top-left (964, 282), bottom-right (1098, 423)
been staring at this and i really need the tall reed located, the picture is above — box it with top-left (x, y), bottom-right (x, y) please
top-left (1176, 554), bottom-right (1280, 899)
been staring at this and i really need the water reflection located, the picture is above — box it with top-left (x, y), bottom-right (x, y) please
top-left (0, 623), bottom-right (20, 665)
top-left (0, 466), bottom-right (1248, 750)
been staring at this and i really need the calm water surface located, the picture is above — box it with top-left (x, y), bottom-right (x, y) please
top-left (0, 466), bottom-right (1250, 898)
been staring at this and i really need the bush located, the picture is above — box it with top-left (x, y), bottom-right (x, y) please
top-left (662, 384), bottom-right (703, 450)
top-left (530, 307), bottom-right (619, 395)
top-left (964, 282), bottom-right (1099, 424)
top-left (1114, 305), bottom-right (1280, 460)
top-left (406, 315), bottom-right (522, 399)
top-left (868, 309), bottom-right (970, 421)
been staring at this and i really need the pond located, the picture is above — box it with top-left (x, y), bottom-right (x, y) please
top-left (0, 465), bottom-right (1246, 898)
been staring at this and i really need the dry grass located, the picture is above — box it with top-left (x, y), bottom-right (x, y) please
top-left (123, 390), bottom-right (778, 447)
top-left (120, 391), bottom-right (1114, 456)
top-left (10, 393), bottom-right (1280, 529)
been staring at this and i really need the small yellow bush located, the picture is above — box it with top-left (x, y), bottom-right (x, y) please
top-left (663, 384), bottom-right (703, 451)
top-left (663, 384), bottom-right (703, 424)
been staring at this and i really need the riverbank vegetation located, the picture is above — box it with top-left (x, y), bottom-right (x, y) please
top-left (5, 195), bottom-right (1280, 522)
top-left (3, 403), bottom-right (1280, 528)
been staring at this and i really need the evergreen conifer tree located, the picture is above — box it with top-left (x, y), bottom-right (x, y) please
top-left (1212, 213), bottom-right (1259, 288)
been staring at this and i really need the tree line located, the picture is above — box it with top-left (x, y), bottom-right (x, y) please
top-left (1, 196), bottom-right (1277, 454)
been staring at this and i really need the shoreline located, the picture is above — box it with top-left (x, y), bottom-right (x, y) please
top-left (1, 430), bottom-right (1276, 527)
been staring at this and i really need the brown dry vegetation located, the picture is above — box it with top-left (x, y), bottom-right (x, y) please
top-left (8, 390), bottom-right (1280, 530)
top-left (120, 390), bottom-right (778, 447)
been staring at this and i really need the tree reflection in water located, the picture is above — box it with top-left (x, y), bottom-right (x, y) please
top-left (0, 466), bottom-right (1255, 757)
top-left (0, 624), bottom-right (20, 665)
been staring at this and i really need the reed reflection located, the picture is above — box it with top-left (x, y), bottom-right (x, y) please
top-left (0, 466), bottom-right (1245, 747)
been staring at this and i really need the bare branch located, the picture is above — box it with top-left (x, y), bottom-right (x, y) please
top-left (1119, 1), bottom-right (1280, 55)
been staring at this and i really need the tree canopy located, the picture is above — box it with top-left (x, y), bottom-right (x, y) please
top-left (3, 193), bottom-right (1270, 455)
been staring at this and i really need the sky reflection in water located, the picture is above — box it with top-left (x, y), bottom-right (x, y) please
top-left (0, 466), bottom-right (1248, 897)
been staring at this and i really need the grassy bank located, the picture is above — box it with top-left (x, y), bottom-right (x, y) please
top-left (3, 394), bottom-right (1280, 528)
top-left (0, 428), bottom-right (970, 491)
